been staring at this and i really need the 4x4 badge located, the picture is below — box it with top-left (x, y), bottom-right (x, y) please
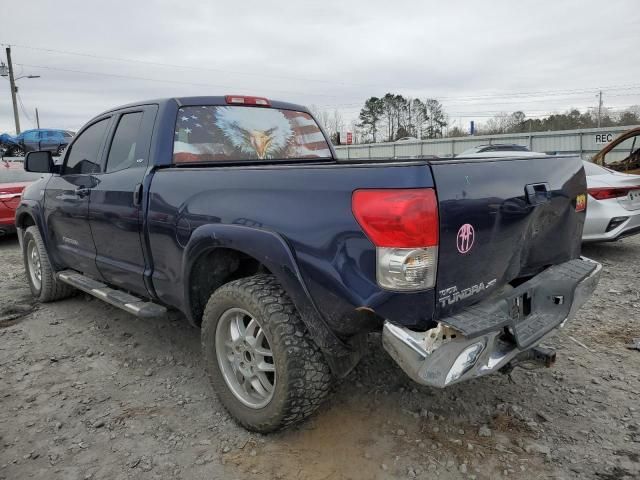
top-left (457, 223), bottom-right (475, 254)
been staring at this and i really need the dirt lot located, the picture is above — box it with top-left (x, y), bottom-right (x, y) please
top-left (1, 235), bottom-right (639, 480)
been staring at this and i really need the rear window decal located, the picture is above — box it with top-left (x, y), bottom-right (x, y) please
top-left (173, 106), bottom-right (331, 163)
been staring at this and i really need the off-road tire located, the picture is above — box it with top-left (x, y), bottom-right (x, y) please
top-left (23, 226), bottom-right (75, 302)
top-left (201, 274), bottom-right (332, 433)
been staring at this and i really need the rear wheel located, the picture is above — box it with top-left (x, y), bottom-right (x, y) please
top-left (201, 274), bottom-right (332, 433)
top-left (23, 226), bottom-right (75, 302)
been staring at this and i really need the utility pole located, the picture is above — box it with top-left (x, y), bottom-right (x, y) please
top-left (35, 108), bottom-right (40, 128)
top-left (5, 47), bottom-right (20, 134)
top-left (597, 90), bottom-right (603, 128)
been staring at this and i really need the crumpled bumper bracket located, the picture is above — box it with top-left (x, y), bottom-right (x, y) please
top-left (382, 256), bottom-right (602, 388)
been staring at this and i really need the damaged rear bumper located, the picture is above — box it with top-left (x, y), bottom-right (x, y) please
top-left (382, 257), bottom-right (602, 388)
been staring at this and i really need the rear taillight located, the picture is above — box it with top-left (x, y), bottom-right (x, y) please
top-left (352, 188), bottom-right (439, 291)
top-left (588, 186), bottom-right (639, 200)
top-left (352, 189), bottom-right (438, 247)
top-left (225, 95), bottom-right (271, 107)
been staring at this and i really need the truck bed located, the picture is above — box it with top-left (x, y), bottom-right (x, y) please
top-left (148, 153), bottom-right (586, 336)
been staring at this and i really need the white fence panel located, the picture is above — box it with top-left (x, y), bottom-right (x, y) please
top-left (335, 125), bottom-right (639, 160)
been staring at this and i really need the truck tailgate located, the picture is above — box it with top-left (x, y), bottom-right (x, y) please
top-left (430, 155), bottom-right (586, 318)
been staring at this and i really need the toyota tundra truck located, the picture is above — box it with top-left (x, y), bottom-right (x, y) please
top-left (15, 95), bottom-right (601, 432)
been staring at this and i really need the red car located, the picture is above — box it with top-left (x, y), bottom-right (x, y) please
top-left (0, 160), bottom-right (45, 236)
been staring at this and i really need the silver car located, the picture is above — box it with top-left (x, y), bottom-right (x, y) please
top-left (583, 161), bottom-right (640, 242)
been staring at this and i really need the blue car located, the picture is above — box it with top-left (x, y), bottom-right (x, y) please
top-left (5, 129), bottom-right (74, 157)
top-left (0, 133), bottom-right (18, 156)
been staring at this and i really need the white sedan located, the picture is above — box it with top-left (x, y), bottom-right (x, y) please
top-left (582, 161), bottom-right (640, 242)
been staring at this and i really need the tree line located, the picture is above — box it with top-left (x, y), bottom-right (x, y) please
top-left (310, 99), bottom-right (640, 145)
top-left (475, 107), bottom-right (640, 136)
top-left (357, 94), bottom-right (447, 142)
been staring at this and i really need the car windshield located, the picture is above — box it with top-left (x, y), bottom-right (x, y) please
top-left (0, 163), bottom-right (45, 183)
top-left (173, 106), bottom-right (332, 163)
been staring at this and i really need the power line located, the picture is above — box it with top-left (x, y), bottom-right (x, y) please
top-left (16, 92), bottom-right (35, 126)
top-left (316, 89), bottom-right (640, 109)
top-left (434, 83), bottom-right (640, 101)
top-left (14, 62), bottom-right (347, 100)
top-left (5, 42), bottom-right (640, 102)
top-left (1, 42), bottom-right (399, 90)
top-left (6, 41), bottom-right (640, 126)
top-left (327, 104), bottom-right (638, 119)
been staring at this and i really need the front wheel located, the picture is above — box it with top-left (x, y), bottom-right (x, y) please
top-left (201, 274), bottom-right (332, 433)
top-left (8, 146), bottom-right (24, 157)
top-left (22, 226), bottom-right (75, 302)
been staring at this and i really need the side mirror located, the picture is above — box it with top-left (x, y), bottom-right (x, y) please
top-left (24, 151), bottom-right (54, 173)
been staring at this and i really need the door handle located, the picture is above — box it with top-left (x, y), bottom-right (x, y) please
top-left (75, 187), bottom-right (91, 198)
top-left (133, 183), bottom-right (143, 206)
top-left (525, 183), bottom-right (551, 205)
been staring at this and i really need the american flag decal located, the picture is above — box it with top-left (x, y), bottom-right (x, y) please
top-left (173, 106), bottom-right (331, 163)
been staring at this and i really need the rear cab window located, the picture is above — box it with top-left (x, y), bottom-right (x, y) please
top-left (173, 106), bottom-right (331, 163)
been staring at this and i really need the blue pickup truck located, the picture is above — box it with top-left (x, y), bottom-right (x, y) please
top-left (16, 95), bottom-right (601, 432)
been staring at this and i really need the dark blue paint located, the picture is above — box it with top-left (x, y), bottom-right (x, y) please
top-left (16, 97), bottom-right (586, 369)
top-left (430, 156), bottom-right (585, 317)
top-left (147, 162), bottom-right (436, 335)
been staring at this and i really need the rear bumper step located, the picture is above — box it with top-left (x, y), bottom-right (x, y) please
top-left (57, 270), bottom-right (167, 318)
top-left (382, 256), bottom-right (601, 388)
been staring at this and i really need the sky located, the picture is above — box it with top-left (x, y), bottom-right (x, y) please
top-left (1, 0), bottom-right (639, 134)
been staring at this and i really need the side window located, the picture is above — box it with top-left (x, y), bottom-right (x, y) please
top-left (65, 119), bottom-right (110, 175)
top-left (23, 131), bottom-right (38, 142)
top-left (105, 112), bottom-right (144, 173)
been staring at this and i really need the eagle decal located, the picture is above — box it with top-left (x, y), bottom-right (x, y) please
top-left (215, 107), bottom-right (294, 159)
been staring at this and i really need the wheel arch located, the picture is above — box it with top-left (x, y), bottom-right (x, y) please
top-left (15, 210), bottom-right (36, 229)
top-left (182, 224), bottom-right (358, 374)
top-left (15, 201), bottom-right (48, 250)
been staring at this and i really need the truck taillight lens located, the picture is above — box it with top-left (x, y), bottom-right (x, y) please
top-left (352, 189), bottom-right (439, 291)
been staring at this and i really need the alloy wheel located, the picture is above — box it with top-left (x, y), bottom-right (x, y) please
top-left (215, 307), bottom-right (276, 409)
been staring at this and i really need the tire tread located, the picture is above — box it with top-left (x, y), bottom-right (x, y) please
top-left (24, 226), bottom-right (75, 302)
top-left (201, 274), bottom-right (331, 432)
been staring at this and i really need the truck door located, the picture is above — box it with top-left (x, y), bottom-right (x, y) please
top-left (44, 116), bottom-right (112, 276)
top-left (88, 105), bottom-right (157, 297)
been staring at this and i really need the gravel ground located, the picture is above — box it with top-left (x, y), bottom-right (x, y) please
top-left (1, 234), bottom-right (639, 480)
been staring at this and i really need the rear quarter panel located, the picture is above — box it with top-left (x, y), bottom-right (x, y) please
top-left (147, 162), bottom-right (438, 333)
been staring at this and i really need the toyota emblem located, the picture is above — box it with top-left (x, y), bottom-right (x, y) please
top-left (456, 223), bottom-right (475, 254)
